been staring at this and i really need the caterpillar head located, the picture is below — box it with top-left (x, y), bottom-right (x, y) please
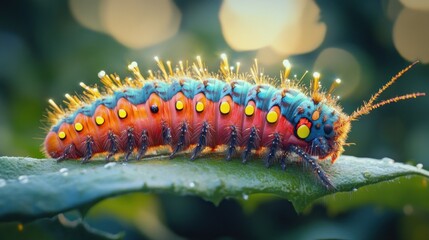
top-left (286, 61), bottom-right (424, 163)
top-left (289, 95), bottom-right (350, 163)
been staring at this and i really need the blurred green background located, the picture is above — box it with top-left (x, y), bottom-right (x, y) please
top-left (1, 0), bottom-right (429, 239)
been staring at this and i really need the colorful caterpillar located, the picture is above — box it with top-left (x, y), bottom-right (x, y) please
top-left (43, 55), bottom-right (425, 188)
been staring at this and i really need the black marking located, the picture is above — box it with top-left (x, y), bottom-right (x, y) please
top-left (289, 145), bottom-right (334, 189)
top-left (242, 126), bottom-right (257, 164)
top-left (150, 104), bottom-right (159, 113)
top-left (124, 127), bottom-right (136, 161)
top-left (56, 144), bottom-right (75, 162)
top-left (137, 130), bottom-right (149, 160)
top-left (106, 131), bottom-right (119, 161)
top-left (324, 124), bottom-right (333, 135)
top-left (170, 122), bottom-right (188, 158)
top-left (226, 125), bottom-right (238, 161)
top-left (81, 136), bottom-right (94, 164)
top-left (264, 133), bottom-right (281, 168)
top-left (162, 122), bottom-right (172, 144)
top-left (191, 121), bottom-right (209, 160)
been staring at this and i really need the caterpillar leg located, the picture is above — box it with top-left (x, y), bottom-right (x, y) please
top-left (124, 127), bottom-right (136, 162)
top-left (81, 136), bottom-right (94, 164)
top-left (289, 145), bottom-right (334, 189)
top-left (106, 131), bottom-right (119, 161)
top-left (162, 122), bottom-right (172, 144)
top-left (56, 144), bottom-right (76, 162)
top-left (137, 130), bottom-right (149, 160)
top-left (242, 126), bottom-right (257, 164)
top-left (170, 122), bottom-right (188, 158)
top-left (279, 151), bottom-right (288, 171)
top-left (264, 133), bottom-right (281, 168)
top-left (191, 121), bottom-right (209, 160)
top-left (226, 125), bottom-right (238, 161)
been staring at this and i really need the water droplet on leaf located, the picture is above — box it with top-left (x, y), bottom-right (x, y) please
top-left (104, 162), bottom-right (117, 169)
top-left (59, 168), bottom-right (69, 176)
top-left (18, 175), bottom-right (28, 184)
top-left (0, 179), bottom-right (6, 188)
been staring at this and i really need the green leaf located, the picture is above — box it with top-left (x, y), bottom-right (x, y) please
top-left (0, 155), bottom-right (428, 222)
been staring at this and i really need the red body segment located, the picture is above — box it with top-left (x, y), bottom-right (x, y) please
top-left (44, 91), bottom-right (302, 160)
top-left (215, 95), bottom-right (244, 147)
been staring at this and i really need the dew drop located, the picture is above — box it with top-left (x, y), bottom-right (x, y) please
top-left (0, 179), bottom-right (6, 188)
top-left (189, 182), bottom-right (195, 188)
top-left (59, 168), bottom-right (69, 176)
top-left (416, 163), bottom-right (423, 169)
top-left (363, 171), bottom-right (372, 179)
top-left (104, 162), bottom-right (117, 169)
top-left (382, 157), bottom-right (395, 164)
top-left (18, 175), bottom-right (28, 184)
top-left (242, 193), bottom-right (249, 200)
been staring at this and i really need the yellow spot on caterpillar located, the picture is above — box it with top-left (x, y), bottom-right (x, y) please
top-left (74, 122), bottom-right (83, 132)
top-left (245, 105), bottom-right (255, 117)
top-left (220, 101), bottom-right (231, 115)
top-left (297, 125), bottom-right (310, 139)
top-left (175, 100), bottom-right (184, 111)
top-left (195, 101), bottom-right (204, 112)
top-left (95, 116), bottom-right (105, 126)
top-left (312, 110), bottom-right (320, 121)
top-left (266, 110), bottom-right (278, 123)
top-left (118, 109), bottom-right (127, 119)
top-left (58, 131), bottom-right (66, 140)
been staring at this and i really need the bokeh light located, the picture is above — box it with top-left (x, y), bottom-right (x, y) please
top-left (219, 0), bottom-right (297, 50)
top-left (270, 0), bottom-right (326, 56)
top-left (69, 0), bottom-right (104, 33)
top-left (400, 0), bottom-right (429, 11)
top-left (69, 0), bottom-right (181, 49)
top-left (313, 48), bottom-right (361, 99)
top-left (219, 0), bottom-right (326, 56)
top-left (393, 7), bottom-right (429, 63)
top-left (101, 0), bottom-right (181, 49)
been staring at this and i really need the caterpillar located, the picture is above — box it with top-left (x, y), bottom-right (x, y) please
top-left (43, 55), bottom-right (425, 188)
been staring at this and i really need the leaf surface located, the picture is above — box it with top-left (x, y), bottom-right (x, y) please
top-left (0, 155), bottom-right (428, 221)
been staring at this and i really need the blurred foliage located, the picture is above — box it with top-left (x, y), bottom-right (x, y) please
top-left (1, 0), bottom-right (429, 239)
